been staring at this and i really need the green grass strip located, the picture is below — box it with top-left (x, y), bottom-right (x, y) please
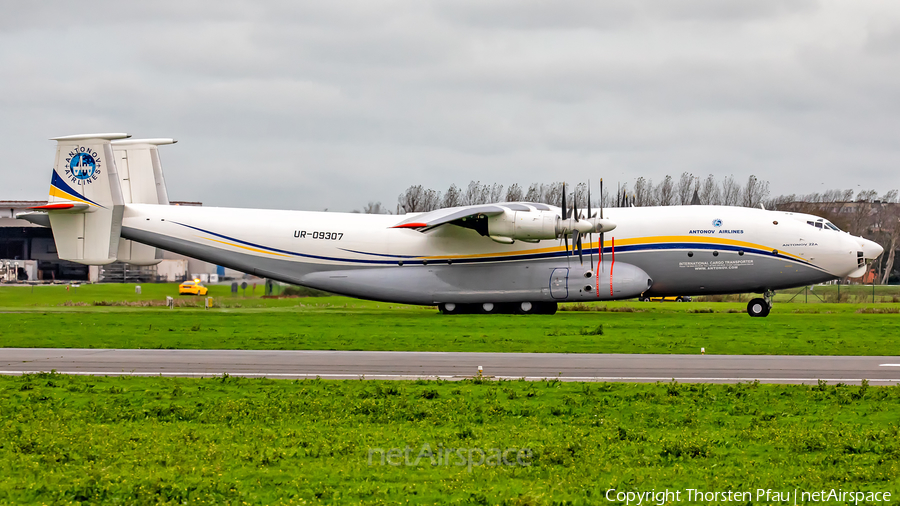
top-left (1, 374), bottom-right (898, 504)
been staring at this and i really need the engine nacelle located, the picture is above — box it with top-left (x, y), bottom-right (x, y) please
top-left (487, 210), bottom-right (559, 241)
top-left (487, 209), bottom-right (617, 242)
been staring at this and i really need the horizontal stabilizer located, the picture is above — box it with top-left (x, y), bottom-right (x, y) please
top-left (15, 211), bottom-right (51, 228)
top-left (29, 203), bottom-right (89, 212)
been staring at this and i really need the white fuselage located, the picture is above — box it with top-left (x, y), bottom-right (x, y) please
top-left (119, 203), bottom-right (875, 305)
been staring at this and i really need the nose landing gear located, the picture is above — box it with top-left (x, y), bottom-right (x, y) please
top-left (747, 290), bottom-right (774, 317)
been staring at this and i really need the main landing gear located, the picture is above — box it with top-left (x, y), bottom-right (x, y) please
top-left (438, 302), bottom-right (558, 315)
top-left (747, 290), bottom-right (774, 318)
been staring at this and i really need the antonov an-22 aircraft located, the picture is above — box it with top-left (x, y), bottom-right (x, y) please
top-left (20, 134), bottom-right (883, 317)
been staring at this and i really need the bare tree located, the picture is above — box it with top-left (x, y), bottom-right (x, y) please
top-left (505, 183), bottom-right (523, 202)
top-left (743, 175), bottom-right (770, 209)
top-left (879, 207), bottom-right (900, 284)
top-left (489, 183), bottom-right (504, 203)
top-left (363, 201), bottom-right (388, 214)
top-left (463, 181), bottom-right (491, 205)
top-left (398, 185), bottom-right (441, 213)
top-left (699, 175), bottom-right (721, 205)
top-left (524, 183), bottom-right (542, 203)
top-left (545, 182), bottom-right (564, 206)
top-left (426, 190), bottom-right (441, 211)
top-left (871, 190), bottom-right (899, 284)
top-left (655, 175), bottom-right (676, 206)
top-left (720, 175), bottom-right (741, 206)
top-left (633, 177), bottom-right (653, 207)
top-left (847, 189), bottom-right (878, 236)
top-left (765, 194), bottom-right (796, 212)
top-left (571, 182), bottom-right (588, 212)
top-left (676, 172), bottom-right (694, 205)
top-left (814, 189), bottom-right (854, 204)
top-left (441, 184), bottom-right (463, 208)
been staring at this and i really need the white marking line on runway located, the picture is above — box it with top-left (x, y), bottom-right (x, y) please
top-left (0, 370), bottom-right (898, 383)
top-left (880, 364), bottom-right (900, 367)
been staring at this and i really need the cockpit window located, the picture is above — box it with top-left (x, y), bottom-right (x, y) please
top-left (805, 219), bottom-right (842, 231)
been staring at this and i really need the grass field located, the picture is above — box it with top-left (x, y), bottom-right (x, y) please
top-left (1, 373), bottom-right (898, 505)
top-left (1, 284), bottom-right (899, 355)
top-left (2, 285), bottom-right (899, 505)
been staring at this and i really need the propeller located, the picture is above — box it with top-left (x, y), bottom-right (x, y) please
top-left (558, 181), bottom-right (602, 265)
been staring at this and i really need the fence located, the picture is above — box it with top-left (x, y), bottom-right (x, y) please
top-left (696, 285), bottom-right (900, 304)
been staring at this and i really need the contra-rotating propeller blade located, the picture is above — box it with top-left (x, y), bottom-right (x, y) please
top-left (573, 186), bottom-right (578, 221)
top-left (600, 179), bottom-right (605, 273)
top-left (575, 230), bottom-right (583, 264)
top-left (559, 182), bottom-right (570, 256)
top-left (587, 183), bottom-right (594, 270)
top-left (573, 187), bottom-right (583, 263)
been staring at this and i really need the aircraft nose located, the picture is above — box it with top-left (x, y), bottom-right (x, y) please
top-left (859, 238), bottom-right (883, 260)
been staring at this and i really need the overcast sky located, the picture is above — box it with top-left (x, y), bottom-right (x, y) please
top-left (3, 1), bottom-right (900, 211)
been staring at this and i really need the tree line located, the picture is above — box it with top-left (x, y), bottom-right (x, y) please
top-left (356, 173), bottom-right (772, 214)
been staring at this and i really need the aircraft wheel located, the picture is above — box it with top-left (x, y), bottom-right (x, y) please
top-left (439, 303), bottom-right (460, 315)
top-left (640, 296), bottom-right (651, 302)
top-left (747, 298), bottom-right (770, 317)
top-left (675, 297), bottom-right (684, 302)
top-left (516, 301), bottom-right (536, 314)
top-left (479, 302), bottom-right (496, 314)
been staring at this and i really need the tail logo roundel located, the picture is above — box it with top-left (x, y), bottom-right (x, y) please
top-left (64, 147), bottom-right (102, 184)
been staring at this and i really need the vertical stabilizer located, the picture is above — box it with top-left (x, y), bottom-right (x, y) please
top-left (47, 133), bottom-right (130, 265)
top-left (111, 138), bottom-right (174, 206)
top-left (111, 138), bottom-right (176, 265)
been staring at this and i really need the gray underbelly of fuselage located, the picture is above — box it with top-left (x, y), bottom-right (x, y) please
top-left (624, 249), bottom-right (836, 295)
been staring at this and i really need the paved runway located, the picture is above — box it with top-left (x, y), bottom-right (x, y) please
top-left (2, 348), bottom-right (900, 384)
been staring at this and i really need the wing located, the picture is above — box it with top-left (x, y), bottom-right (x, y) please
top-left (392, 202), bottom-right (556, 232)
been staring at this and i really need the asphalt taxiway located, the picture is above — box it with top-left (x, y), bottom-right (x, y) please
top-left (2, 348), bottom-right (900, 384)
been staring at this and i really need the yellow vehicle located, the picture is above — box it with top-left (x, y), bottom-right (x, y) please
top-left (178, 280), bottom-right (209, 296)
top-left (640, 295), bottom-right (692, 302)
